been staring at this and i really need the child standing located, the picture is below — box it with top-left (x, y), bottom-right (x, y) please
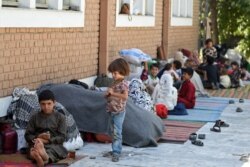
top-left (104, 58), bottom-right (130, 162)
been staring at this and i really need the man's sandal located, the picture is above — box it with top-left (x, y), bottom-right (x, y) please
top-left (210, 121), bottom-right (221, 132)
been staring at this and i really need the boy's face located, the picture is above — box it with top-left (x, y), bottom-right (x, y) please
top-left (40, 100), bottom-right (55, 114)
top-left (112, 71), bottom-right (124, 81)
top-left (206, 42), bottom-right (213, 48)
top-left (150, 67), bottom-right (159, 77)
top-left (231, 65), bottom-right (238, 70)
top-left (182, 72), bottom-right (191, 81)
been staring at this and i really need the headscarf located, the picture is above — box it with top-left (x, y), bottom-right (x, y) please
top-left (159, 73), bottom-right (174, 96)
top-left (128, 79), bottom-right (154, 112)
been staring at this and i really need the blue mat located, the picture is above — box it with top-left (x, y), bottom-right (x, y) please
top-left (167, 109), bottom-right (222, 122)
top-left (167, 97), bottom-right (231, 122)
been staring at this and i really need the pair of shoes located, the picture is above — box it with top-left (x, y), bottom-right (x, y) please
top-left (189, 133), bottom-right (206, 141)
top-left (189, 133), bottom-right (204, 146)
top-left (112, 154), bottom-right (120, 162)
top-left (103, 151), bottom-right (113, 157)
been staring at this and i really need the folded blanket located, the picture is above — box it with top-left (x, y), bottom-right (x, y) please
top-left (37, 83), bottom-right (165, 147)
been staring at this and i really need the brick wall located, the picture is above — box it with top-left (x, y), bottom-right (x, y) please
top-left (108, 0), bottom-right (163, 63)
top-left (0, 0), bottom-right (100, 97)
top-left (166, 0), bottom-right (199, 57)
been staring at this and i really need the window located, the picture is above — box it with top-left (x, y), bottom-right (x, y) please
top-left (116, 0), bottom-right (156, 27)
top-left (0, 0), bottom-right (85, 27)
top-left (171, 0), bottom-right (193, 26)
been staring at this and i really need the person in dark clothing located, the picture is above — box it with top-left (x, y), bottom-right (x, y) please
top-left (25, 90), bottom-right (67, 167)
top-left (202, 56), bottom-right (220, 89)
top-left (230, 61), bottom-right (241, 88)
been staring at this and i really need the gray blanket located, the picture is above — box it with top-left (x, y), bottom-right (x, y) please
top-left (37, 83), bottom-right (165, 148)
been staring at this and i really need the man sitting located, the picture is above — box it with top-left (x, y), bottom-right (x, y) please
top-left (25, 90), bottom-right (68, 167)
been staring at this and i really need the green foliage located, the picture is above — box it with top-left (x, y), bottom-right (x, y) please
top-left (217, 0), bottom-right (250, 59)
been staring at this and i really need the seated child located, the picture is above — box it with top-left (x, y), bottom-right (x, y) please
top-left (229, 61), bottom-right (241, 88)
top-left (220, 67), bottom-right (231, 88)
top-left (141, 62), bottom-right (159, 95)
top-left (241, 66), bottom-right (250, 81)
top-left (152, 73), bottom-right (177, 111)
top-left (168, 67), bottom-right (196, 115)
top-left (163, 63), bottom-right (180, 81)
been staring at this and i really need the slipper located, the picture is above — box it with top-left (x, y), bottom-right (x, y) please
top-left (229, 100), bottom-right (235, 104)
top-left (191, 140), bottom-right (204, 146)
top-left (219, 120), bottom-right (230, 127)
top-left (239, 99), bottom-right (244, 103)
top-left (198, 134), bottom-right (206, 139)
top-left (236, 107), bottom-right (243, 112)
top-left (210, 121), bottom-right (221, 132)
top-left (189, 133), bottom-right (197, 141)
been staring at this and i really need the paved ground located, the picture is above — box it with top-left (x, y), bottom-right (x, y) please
top-left (70, 99), bottom-right (250, 167)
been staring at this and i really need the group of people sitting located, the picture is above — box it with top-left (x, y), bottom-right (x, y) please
top-left (128, 38), bottom-right (250, 117)
top-left (199, 39), bottom-right (250, 89)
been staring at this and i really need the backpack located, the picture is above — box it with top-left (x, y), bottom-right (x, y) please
top-left (94, 74), bottom-right (114, 87)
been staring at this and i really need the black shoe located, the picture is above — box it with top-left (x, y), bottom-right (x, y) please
top-left (103, 151), bottom-right (113, 157)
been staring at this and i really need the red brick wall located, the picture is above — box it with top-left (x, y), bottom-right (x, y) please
top-left (166, 0), bottom-right (199, 57)
top-left (108, 0), bottom-right (163, 63)
top-left (0, 0), bottom-right (100, 97)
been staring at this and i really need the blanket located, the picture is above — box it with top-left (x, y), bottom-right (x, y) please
top-left (37, 83), bottom-right (165, 148)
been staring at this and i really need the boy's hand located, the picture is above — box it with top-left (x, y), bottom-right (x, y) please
top-left (38, 132), bottom-right (50, 140)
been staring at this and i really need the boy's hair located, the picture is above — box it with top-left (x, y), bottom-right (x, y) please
top-left (150, 63), bottom-right (159, 70)
top-left (173, 60), bottom-right (182, 69)
top-left (231, 61), bottom-right (239, 67)
top-left (164, 63), bottom-right (172, 71)
top-left (108, 58), bottom-right (130, 76)
top-left (182, 67), bottom-right (194, 77)
top-left (207, 56), bottom-right (215, 65)
top-left (205, 38), bottom-right (213, 45)
top-left (38, 90), bottom-right (55, 102)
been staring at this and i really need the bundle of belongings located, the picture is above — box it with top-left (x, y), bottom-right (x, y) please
top-left (7, 88), bottom-right (84, 151)
top-left (119, 48), bottom-right (152, 81)
top-left (37, 83), bottom-right (165, 148)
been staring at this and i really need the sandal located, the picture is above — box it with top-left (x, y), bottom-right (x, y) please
top-left (210, 121), bottom-right (221, 132)
top-left (198, 134), bottom-right (206, 139)
top-left (191, 140), bottom-right (204, 146)
top-left (229, 100), bottom-right (235, 104)
top-left (218, 120), bottom-right (229, 127)
top-left (236, 107), bottom-right (243, 112)
top-left (189, 133), bottom-right (197, 141)
top-left (239, 99), bottom-right (244, 103)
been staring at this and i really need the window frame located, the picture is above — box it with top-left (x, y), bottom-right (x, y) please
top-left (170, 0), bottom-right (193, 26)
top-left (0, 0), bottom-right (85, 28)
top-left (115, 0), bottom-right (156, 27)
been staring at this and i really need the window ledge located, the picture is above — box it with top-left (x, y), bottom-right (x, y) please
top-left (116, 14), bottom-right (155, 27)
top-left (171, 17), bottom-right (193, 26)
top-left (0, 7), bottom-right (84, 27)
